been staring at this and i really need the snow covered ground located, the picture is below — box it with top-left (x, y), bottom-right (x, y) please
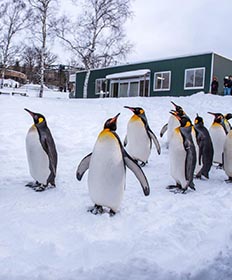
top-left (0, 92), bottom-right (232, 280)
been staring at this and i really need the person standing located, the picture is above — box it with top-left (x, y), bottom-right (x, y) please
top-left (211, 76), bottom-right (219, 94)
top-left (224, 76), bottom-right (231, 96)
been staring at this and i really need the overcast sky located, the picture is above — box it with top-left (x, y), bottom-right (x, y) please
top-left (60, 0), bottom-right (232, 64)
top-left (125, 0), bottom-right (232, 62)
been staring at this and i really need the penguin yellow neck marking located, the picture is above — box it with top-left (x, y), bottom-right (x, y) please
top-left (99, 128), bottom-right (115, 139)
top-left (212, 122), bottom-right (221, 127)
top-left (130, 115), bottom-right (141, 122)
top-left (184, 121), bottom-right (191, 128)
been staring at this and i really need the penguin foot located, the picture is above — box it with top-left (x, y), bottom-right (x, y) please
top-left (88, 205), bottom-right (104, 215)
top-left (216, 163), bottom-right (223, 170)
top-left (166, 183), bottom-right (181, 190)
top-left (109, 209), bottom-right (116, 217)
top-left (225, 177), bottom-right (232, 183)
top-left (140, 162), bottom-right (147, 167)
top-left (25, 181), bottom-right (39, 188)
top-left (34, 184), bottom-right (46, 192)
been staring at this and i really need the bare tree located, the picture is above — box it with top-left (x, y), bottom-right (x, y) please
top-left (21, 46), bottom-right (57, 83)
top-left (0, 0), bottom-right (31, 87)
top-left (27, 0), bottom-right (58, 97)
top-left (53, 0), bottom-right (133, 97)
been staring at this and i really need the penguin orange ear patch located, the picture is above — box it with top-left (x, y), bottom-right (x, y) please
top-left (140, 109), bottom-right (144, 114)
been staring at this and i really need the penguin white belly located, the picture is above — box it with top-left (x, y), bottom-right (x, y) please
top-left (209, 125), bottom-right (226, 164)
top-left (167, 116), bottom-right (179, 143)
top-left (169, 130), bottom-right (188, 188)
top-left (26, 126), bottom-right (50, 185)
top-left (224, 131), bottom-right (232, 177)
top-left (88, 132), bottom-right (125, 212)
top-left (192, 128), bottom-right (201, 174)
top-left (126, 120), bottom-right (150, 162)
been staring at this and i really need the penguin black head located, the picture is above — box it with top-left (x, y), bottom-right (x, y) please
top-left (24, 108), bottom-right (47, 127)
top-left (170, 111), bottom-right (192, 128)
top-left (225, 113), bottom-right (232, 120)
top-left (171, 101), bottom-right (185, 116)
top-left (208, 112), bottom-right (224, 123)
top-left (194, 114), bottom-right (204, 125)
top-left (104, 113), bottom-right (120, 131)
top-left (124, 106), bottom-right (145, 117)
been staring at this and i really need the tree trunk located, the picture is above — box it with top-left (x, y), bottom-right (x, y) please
top-left (83, 70), bottom-right (90, 98)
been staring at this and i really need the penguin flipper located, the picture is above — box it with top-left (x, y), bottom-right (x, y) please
top-left (184, 139), bottom-right (196, 184)
top-left (148, 128), bottom-right (161, 155)
top-left (40, 131), bottom-right (57, 185)
top-left (123, 152), bottom-right (150, 196)
top-left (76, 153), bottom-right (92, 181)
top-left (160, 123), bottom-right (168, 137)
top-left (124, 135), bottom-right (128, 147)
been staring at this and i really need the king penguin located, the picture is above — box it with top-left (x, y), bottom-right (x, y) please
top-left (123, 106), bottom-right (161, 166)
top-left (223, 127), bottom-right (232, 182)
top-left (224, 113), bottom-right (232, 133)
top-left (160, 101), bottom-right (185, 147)
top-left (168, 112), bottom-right (196, 193)
top-left (194, 114), bottom-right (214, 179)
top-left (76, 113), bottom-right (150, 216)
top-left (208, 112), bottom-right (227, 166)
top-left (25, 108), bottom-right (58, 191)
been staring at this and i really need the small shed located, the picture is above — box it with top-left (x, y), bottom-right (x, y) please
top-left (74, 52), bottom-right (232, 98)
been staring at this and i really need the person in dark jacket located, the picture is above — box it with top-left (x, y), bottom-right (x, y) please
top-left (224, 76), bottom-right (231, 95)
top-left (211, 76), bottom-right (219, 94)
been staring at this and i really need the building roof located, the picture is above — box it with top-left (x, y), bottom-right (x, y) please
top-left (106, 69), bottom-right (150, 79)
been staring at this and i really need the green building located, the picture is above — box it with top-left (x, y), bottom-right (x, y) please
top-left (74, 52), bottom-right (232, 98)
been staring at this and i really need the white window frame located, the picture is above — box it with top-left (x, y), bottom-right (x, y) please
top-left (184, 67), bottom-right (205, 90)
top-left (95, 78), bottom-right (107, 95)
top-left (153, 71), bottom-right (171, 91)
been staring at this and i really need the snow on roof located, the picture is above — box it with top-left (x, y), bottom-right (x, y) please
top-left (106, 69), bottom-right (150, 80)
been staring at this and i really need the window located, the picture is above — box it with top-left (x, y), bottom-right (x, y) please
top-left (95, 79), bottom-right (107, 94)
top-left (184, 68), bottom-right (205, 89)
top-left (154, 71), bottom-right (171, 91)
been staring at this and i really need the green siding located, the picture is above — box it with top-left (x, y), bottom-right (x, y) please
top-left (75, 53), bottom-right (215, 98)
top-left (213, 54), bottom-right (232, 95)
top-left (75, 71), bottom-right (87, 98)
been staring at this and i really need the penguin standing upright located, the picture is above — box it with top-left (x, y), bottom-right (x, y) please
top-left (168, 112), bottom-right (196, 193)
top-left (208, 112), bottom-right (227, 166)
top-left (123, 106), bottom-right (160, 166)
top-left (160, 101), bottom-right (185, 147)
top-left (25, 109), bottom-right (58, 191)
top-left (224, 113), bottom-right (232, 132)
top-left (76, 113), bottom-right (150, 216)
top-left (223, 128), bottom-right (232, 182)
top-left (194, 114), bottom-right (214, 179)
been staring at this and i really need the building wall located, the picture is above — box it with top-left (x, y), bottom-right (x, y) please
top-left (75, 53), bottom-right (213, 98)
top-left (213, 54), bottom-right (232, 95)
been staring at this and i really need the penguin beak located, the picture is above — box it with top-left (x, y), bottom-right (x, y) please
top-left (171, 101), bottom-right (178, 108)
top-left (110, 113), bottom-right (120, 124)
top-left (207, 112), bottom-right (216, 116)
top-left (170, 111), bottom-right (180, 120)
top-left (24, 108), bottom-right (35, 118)
top-left (124, 106), bottom-right (135, 112)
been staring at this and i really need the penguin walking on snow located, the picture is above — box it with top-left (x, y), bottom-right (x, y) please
top-left (168, 112), bottom-right (196, 193)
top-left (194, 114), bottom-right (214, 179)
top-left (25, 109), bottom-right (57, 192)
top-left (223, 128), bottom-right (232, 183)
top-left (160, 101), bottom-right (185, 148)
top-left (76, 113), bottom-right (150, 216)
top-left (208, 112), bottom-right (227, 167)
top-left (123, 106), bottom-right (161, 166)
